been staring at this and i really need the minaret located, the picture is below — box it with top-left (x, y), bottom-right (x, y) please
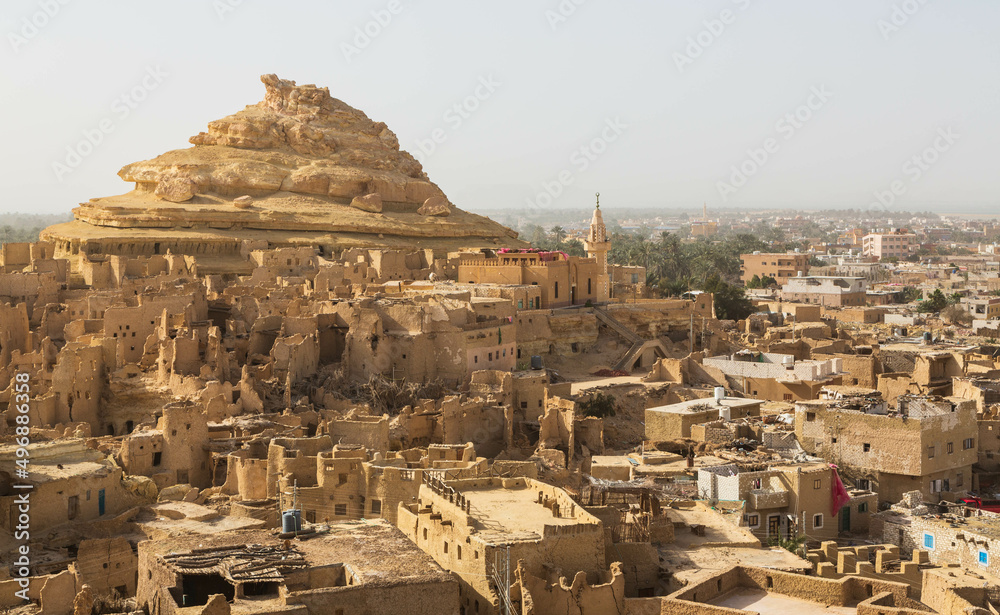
top-left (585, 192), bottom-right (611, 303)
top-left (703, 202), bottom-right (708, 222)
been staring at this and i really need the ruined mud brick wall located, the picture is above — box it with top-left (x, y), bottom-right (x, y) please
top-left (742, 376), bottom-right (834, 402)
top-left (397, 478), bottom-right (606, 615)
top-left (880, 513), bottom-right (1000, 581)
top-left (575, 416), bottom-right (604, 455)
top-left (31, 343), bottom-right (104, 429)
top-left (76, 537), bottom-right (138, 597)
top-left (364, 459), bottom-right (487, 524)
top-left (920, 568), bottom-right (995, 615)
top-left (118, 430), bottom-right (165, 482)
top-left (438, 396), bottom-right (510, 457)
top-left (0, 302), bottom-right (30, 367)
top-left (877, 372), bottom-right (926, 402)
top-left (287, 577), bottom-right (460, 615)
top-left (325, 415), bottom-right (390, 451)
top-left (0, 443), bottom-right (143, 533)
top-left (480, 370), bottom-right (547, 423)
top-left (0, 272), bottom-right (60, 323)
top-left (877, 348), bottom-right (919, 375)
top-left (104, 292), bottom-right (208, 366)
top-left (270, 332), bottom-right (319, 384)
top-left (291, 453), bottom-right (368, 523)
top-left (954, 378), bottom-right (1000, 413)
top-left (514, 564), bottom-right (625, 615)
top-left (605, 298), bottom-right (711, 339)
top-left (515, 309), bottom-right (598, 358)
top-left (459, 283), bottom-right (541, 313)
top-left (265, 436), bottom-right (334, 498)
top-left (662, 565), bottom-right (917, 615)
top-left (538, 397), bottom-right (576, 455)
top-left (221, 449), bottom-right (269, 500)
top-left (690, 421), bottom-right (744, 445)
top-left (158, 401), bottom-right (212, 488)
top-left (0, 242), bottom-right (32, 271)
top-left (807, 352), bottom-right (879, 388)
top-left (337, 301), bottom-right (516, 385)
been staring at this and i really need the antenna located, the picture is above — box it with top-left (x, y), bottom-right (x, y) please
top-left (490, 545), bottom-right (513, 615)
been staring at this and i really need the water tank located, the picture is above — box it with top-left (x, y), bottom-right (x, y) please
top-left (714, 387), bottom-right (726, 404)
top-left (922, 331), bottom-right (932, 343)
top-left (530, 355), bottom-right (543, 370)
top-left (281, 509), bottom-right (302, 533)
top-left (782, 356), bottom-right (795, 370)
top-left (719, 406), bottom-right (732, 421)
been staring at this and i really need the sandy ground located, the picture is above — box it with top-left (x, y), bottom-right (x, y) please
top-left (709, 589), bottom-right (858, 614)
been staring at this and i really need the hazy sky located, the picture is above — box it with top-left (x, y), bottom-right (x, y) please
top-left (2, 1), bottom-right (998, 216)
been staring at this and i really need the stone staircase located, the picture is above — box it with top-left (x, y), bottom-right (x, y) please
top-left (592, 307), bottom-right (668, 372)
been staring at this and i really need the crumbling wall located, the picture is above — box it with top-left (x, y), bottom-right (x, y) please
top-left (513, 563), bottom-right (624, 615)
top-left (76, 537), bottom-right (138, 597)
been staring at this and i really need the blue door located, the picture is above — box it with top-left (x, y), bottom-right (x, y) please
top-left (98, 488), bottom-right (106, 515)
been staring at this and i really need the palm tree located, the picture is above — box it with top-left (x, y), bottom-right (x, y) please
top-left (769, 534), bottom-right (808, 558)
top-left (550, 225), bottom-right (567, 246)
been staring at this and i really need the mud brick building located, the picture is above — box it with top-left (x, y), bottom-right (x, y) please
top-left (796, 395), bottom-right (978, 504)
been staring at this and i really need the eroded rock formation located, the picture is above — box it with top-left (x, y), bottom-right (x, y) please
top-left (42, 74), bottom-right (524, 269)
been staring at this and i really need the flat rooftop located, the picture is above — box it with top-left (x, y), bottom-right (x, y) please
top-left (296, 520), bottom-right (455, 584)
top-left (657, 504), bottom-right (810, 587)
top-left (708, 589), bottom-right (857, 614)
top-left (647, 397), bottom-right (763, 415)
top-left (461, 482), bottom-right (590, 536)
top-left (145, 521), bottom-right (453, 585)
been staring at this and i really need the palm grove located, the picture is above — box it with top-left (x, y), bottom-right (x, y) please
top-left (522, 223), bottom-right (790, 321)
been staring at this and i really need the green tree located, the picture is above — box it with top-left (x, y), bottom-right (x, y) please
top-left (702, 273), bottom-right (755, 321)
top-left (942, 304), bottom-right (972, 327)
top-left (901, 287), bottom-right (922, 303)
top-left (562, 239), bottom-right (586, 257)
top-left (580, 392), bottom-right (617, 418)
top-left (529, 225), bottom-right (548, 247)
top-left (769, 535), bottom-right (808, 558)
top-left (917, 289), bottom-right (949, 313)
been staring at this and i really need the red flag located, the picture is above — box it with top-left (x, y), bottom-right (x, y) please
top-left (830, 464), bottom-right (851, 517)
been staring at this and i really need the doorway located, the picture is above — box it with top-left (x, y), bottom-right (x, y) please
top-left (840, 506), bottom-right (851, 532)
top-left (767, 515), bottom-right (780, 539)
